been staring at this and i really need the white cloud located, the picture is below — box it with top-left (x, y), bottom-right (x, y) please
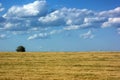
top-left (99, 7), bottom-right (120, 17)
top-left (0, 0), bottom-right (120, 39)
top-left (38, 7), bottom-right (120, 30)
top-left (84, 17), bottom-right (106, 23)
top-left (3, 20), bottom-right (29, 31)
top-left (28, 29), bottom-right (63, 40)
top-left (2, 1), bottom-right (120, 32)
top-left (38, 7), bottom-right (95, 27)
top-left (11, 6), bottom-right (117, 30)
top-left (102, 18), bottom-right (120, 28)
top-left (4, 22), bottom-right (14, 29)
top-left (117, 28), bottom-right (120, 31)
top-left (0, 3), bottom-right (4, 12)
top-left (3, 0), bottom-right (48, 18)
top-left (1, 0), bottom-right (48, 31)
top-left (80, 30), bottom-right (94, 39)
top-left (28, 33), bottom-right (49, 40)
top-left (117, 28), bottom-right (120, 34)
top-left (38, 9), bottom-right (65, 26)
top-left (49, 30), bottom-right (63, 35)
top-left (64, 17), bottom-right (106, 30)
top-left (28, 34), bottom-right (38, 40)
top-left (118, 32), bottom-right (120, 35)
top-left (0, 34), bottom-right (6, 39)
top-left (64, 25), bottom-right (80, 30)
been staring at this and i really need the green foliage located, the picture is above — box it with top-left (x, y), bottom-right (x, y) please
top-left (16, 46), bottom-right (26, 52)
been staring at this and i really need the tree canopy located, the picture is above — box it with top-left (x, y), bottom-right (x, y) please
top-left (16, 46), bottom-right (26, 52)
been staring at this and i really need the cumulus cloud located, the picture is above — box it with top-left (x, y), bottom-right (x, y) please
top-left (38, 9), bottom-right (66, 26)
top-left (49, 30), bottom-right (63, 35)
top-left (0, 3), bottom-right (4, 12)
top-left (0, 34), bottom-right (6, 39)
top-left (28, 33), bottom-right (49, 40)
top-left (99, 7), bottom-right (120, 17)
top-left (84, 17), bottom-right (106, 24)
top-left (38, 7), bottom-right (95, 27)
top-left (1, 19), bottom-right (30, 31)
top-left (102, 18), bottom-right (120, 28)
top-left (3, 0), bottom-right (48, 18)
top-left (117, 28), bottom-right (120, 34)
top-left (64, 25), bottom-right (80, 30)
top-left (1, 0), bottom-right (48, 31)
top-left (80, 30), bottom-right (94, 39)
top-left (38, 7), bottom-right (120, 29)
top-left (0, 0), bottom-right (120, 40)
top-left (28, 29), bottom-right (62, 40)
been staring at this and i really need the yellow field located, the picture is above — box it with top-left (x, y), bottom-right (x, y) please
top-left (0, 52), bottom-right (120, 80)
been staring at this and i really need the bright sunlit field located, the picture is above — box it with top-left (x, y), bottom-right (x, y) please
top-left (0, 52), bottom-right (120, 80)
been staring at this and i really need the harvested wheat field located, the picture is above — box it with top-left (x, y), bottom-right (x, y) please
top-left (0, 52), bottom-right (120, 80)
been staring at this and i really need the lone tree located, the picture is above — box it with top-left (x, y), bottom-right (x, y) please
top-left (16, 46), bottom-right (26, 52)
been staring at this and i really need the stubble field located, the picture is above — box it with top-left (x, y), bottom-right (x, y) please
top-left (0, 52), bottom-right (120, 80)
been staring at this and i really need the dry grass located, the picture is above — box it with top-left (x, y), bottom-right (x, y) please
top-left (0, 52), bottom-right (120, 80)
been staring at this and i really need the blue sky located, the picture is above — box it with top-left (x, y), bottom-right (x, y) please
top-left (0, 0), bottom-right (120, 52)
